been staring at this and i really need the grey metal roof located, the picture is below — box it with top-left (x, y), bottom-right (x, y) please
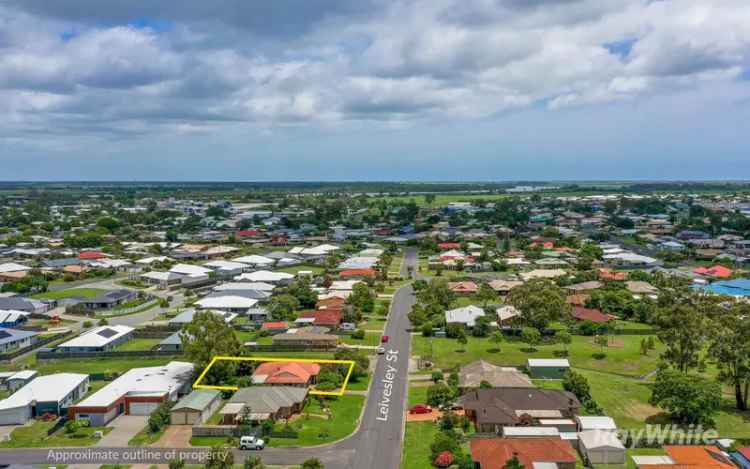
top-left (171, 389), bottom-right (221, 412)
top-left (227, 386), bottom-right (307, 414)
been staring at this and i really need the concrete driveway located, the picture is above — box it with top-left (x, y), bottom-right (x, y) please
top-left (0, 424), bottom-right (21, 442)
top-left (96, 415), bottom-right (148, 446)
top-left (152, 425), bottom-right (191, 448)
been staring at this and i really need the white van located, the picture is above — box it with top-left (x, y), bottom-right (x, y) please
top-left (239, 435), bottom-right (265, 450)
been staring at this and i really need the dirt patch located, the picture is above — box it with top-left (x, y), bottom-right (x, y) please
top-left (626, 400), bottom-right (661, 420)
top-left (589, 337), bottom-right (625, 348)
top-left (406, 409), bottom-right (465, 423)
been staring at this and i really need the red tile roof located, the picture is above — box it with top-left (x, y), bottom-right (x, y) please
top-left (260, 321), bottom-right (288, 330)
top-left (694, 265), bottom-right (733, 279)
top-left (253, 362), bottom-right (321, 385)
top-left (79, 251), bottom-right (106, 260)
top-left (439, 242), bottom-right (461, 250)
top-left (339, 268), bottom-right (377, 279)
top-left (448, 281), bottom-right (479, 293)
top-left (471, 438), bottom-right (576, 469)
top-left (737, 447), bottom-right (750, 462)
top-left (659, 445), bottom-right (736, 469)
top-left (599, 268), bottom-right (628, 281)
top-left (571, 306), bottom-right (612, 323)
top-left (300, 310), bottom-right (343, 327)
top-left (237, 229), bottom-right (261, 237)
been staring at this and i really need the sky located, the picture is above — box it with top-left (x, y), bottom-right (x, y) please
top-left (1, 0), bottom-right (749, 181)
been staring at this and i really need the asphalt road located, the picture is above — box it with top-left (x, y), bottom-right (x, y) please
top-left (0, 248), bottom-right (419, 469)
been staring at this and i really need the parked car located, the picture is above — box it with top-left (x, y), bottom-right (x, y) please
top-left (376, 346), bottom-right (386, 355)
top-left (239, 435), bottom-right (265, 450)
top-left (381, 335), bottom-right (389, 343)
top-left (409, 404), bottom-right (432, 414)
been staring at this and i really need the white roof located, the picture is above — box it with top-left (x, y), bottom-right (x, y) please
top-left (232, 255), bottom-right (274, 266)
top-left (496, 305), bottom-right (520, 321)
top-left (578, 430), bottom-right (626, 450)
top-left (576, 416), bottom-right (617, 431)
top-left (213, 282), bottom-right (275, 292)
top-left (503, 426), bottom-right (560, 437)
top-left (136, 256), bottom-right (173, 264)
top-left (445, 305), bottom-right (485, 327)
top-left (90, 259), bottom-right (132, 268)
top-left (141, 271), bottom-right (181, 281)
top-left (528, 358), bottom-right (570, 367)
top-left (539, 419), bottom-right (576, 425)
top-left (631, 456), bottom-right (675, 465)
top-left (0, 263), bottom-right (31, 273)
top-left (75, 361), bottom-right (193, 408)
top-left (0, 373), bottom-right (88, 410)
top-left (58, 325), bottom-right (134, 348)
top-left (602, 252), bottom-right (658, 264)
top-left (235, 270), bottom-right (294, 283)
top-left (0, 309), bottom-right (31, 323)
top-left (329, 280), bottom-right (362, 291)
top-left (532, 463), bottom-right (558, 469)
top-left (204, 260), bottom-right (248, 270)
top-left (195, 295), bottom-right (258, 309)
top-left (290, 244), bottom-right (339, 256)
top-left (170, 264), bottom-right (213, 276)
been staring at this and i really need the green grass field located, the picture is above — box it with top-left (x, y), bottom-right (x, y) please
top-left (115, 337), bottom-right (162, 351)
top-left (407, 385), bottom-right (429, 407)
top-left (401, 422), bottom-right (438, 469)
top-left (277, 264), bottom-right (325, 275)
top-left (269, 395), bottom-right (365, 447)
top-left (0, 357), bottom-right (175, 375)
top-left (31, 288), bottom-right (106, 300)
top-left (412, 334), bottom-right (663, 377)
top-left (340, 331), bottom-right (382, 347)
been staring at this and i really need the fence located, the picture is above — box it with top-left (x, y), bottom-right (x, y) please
top-left (192, 426), bottom-right (240, 437)
top-left (134, 325), bottom-right (179, 338)
top-left (0, 331), bottom-right (74, 362)
top-left (36, 349), bottom-right (183, 360)
top-left (243, 344), bottom-right (337, 352)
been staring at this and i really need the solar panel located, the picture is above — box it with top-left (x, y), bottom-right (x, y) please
top-left (97, 328), bottom-right (118, 338)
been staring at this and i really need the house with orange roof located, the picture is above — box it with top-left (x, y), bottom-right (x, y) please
top-left (638, 445), bottom-right (737, 469)
top-left (251, 362), bottom-right (321, 386)
top-left (316, 297), bottom-right (346, 310)
top-left (470, 437), bottom-right (577, 469)
top-left (599, 268), bottom-right (629, 281)
top-left (438, 242), bottom-right (461, 250)
top-left (571, 306), bottom-right (613, 324)
top-left (339, 268), bottom-right (377, 279)
top-left (298, 310), bottom-right (343, 328)
top-left (694, 265), bottom-right (733, 279)
top-left (566, 294), bottom-right (591, 306)
top-left (448, 281), bottom-right (479, 295)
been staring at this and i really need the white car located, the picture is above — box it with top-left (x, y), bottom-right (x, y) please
top-left (376, 346), bottom-right (386, 355)
top-left (239, 435), bottom-right (265, 450)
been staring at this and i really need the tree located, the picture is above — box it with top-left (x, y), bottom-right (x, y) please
top-left (656, 303), bottom-right (709, 373)
top-left (427, 383), bottom-right (454, 407)
top-left (563, 370), bottom-right (592, 403)
top-left (520, 327), bottom-right (541, 352)
top-left (709, 306), bottom-right (750, 410)
top-left (169, 459), bottom-right (186, 469)
top-left (477, 283), bottom-right (496, 306)
top-left (204, 446), bottom-right (234, 469)
top-left (182, 312), bottom-right (241, 382)
top-left (489, 331), bottom-right (504, 352)
top-left (650, 367), bottom-right (721, 425)
top-left (504, 456), bottom-right (525, 469)
top-left (301, 458), bottom-right (324, 469)
top-left (456, 330), bottom-right (468, 351)
top-left (243, 456), bottom-right (264, 469)
top-left (508, 279), bottom-right (569, 331)
top-left (425, 193), bottom-right (436, 206)
top-left (556, 330), bottom-right (572, 354)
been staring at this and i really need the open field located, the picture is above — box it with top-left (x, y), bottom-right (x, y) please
top-left (412, 334), bottom-right (664, 377)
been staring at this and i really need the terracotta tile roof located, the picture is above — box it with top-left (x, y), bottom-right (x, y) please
top-left (448, 281), bottom-right (479, 293)
top-left (79, 251), bottom-right (106, 260)
top-left (694, 265), bottom-right (733, 279)
top-left (316, 297), bottom-right (346, 309)
top-left (571, 306), bottom-right (612, 323)
top-left (339, 268), bottom-right (377, 278)
top-left (599, 268), bottom-right (628, 281)
top-left (439, 242), bottom-right (461, 250)
top-left (253, 362), bottom-right (321, 385)
top-left (471, 438), bottom-right (576, 469)
top-left (300, 310), bottom-right (343, 327)
top-left (260, 321), bottom-right (288, 330)
top-left (659, 445), bottom-right (736, 469)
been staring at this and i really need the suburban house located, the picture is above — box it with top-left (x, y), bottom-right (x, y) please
top-left (56, 325), bottom-right (135, 353)
top-left (0, 373), bottom-right (89, 425)
top-left (194, 295), bottom-right (259, 314)
top-left (0, 263), bottom-right (31, 282)
top-left (496, 305), bottom-right (521, 326)
top-left (0, 308), bottom-right (30, 328)
top-left (0, 328), bottom-right (38, 353)
top-left (251, 362), bottom-right (321, 386)
top-left (0, 297), bottom-right (49, 314)
top-left (168, 308), bottom-right (237, 328)
top-left (638, 445), bottom-right (736, 469)
top-left (235, 270), bottom-right (294, 284)
top-left (169, 389), bottom-right (222, 425)
top-left (219, 386), bottom-right (308, 424)
top-left (140, 271), bottom-right (184, 288)
top-left (488, 279), bottom-right (524, 294)
top-left (82, 289), bottom-right (138, 310)
top-left (458, 360), bottom-right (533, 391)
top-left (571, 306), bottom-right (612, 324)
top-left (157, 331), bottom-right (187, 352)
top-left (259, 321), bottom-right (289, 334)
top-left (271, 329), bottom-right (338, 348)
top-left (459, 388), bottom-right (580, 433)
top-left (448, 281), bottom-right (479, 295)
top-left (694, 265), bottom-right (733, 279)
top-left (527, 358), bottom-right (571, 379)
top-left (297, 310), bottom-right (343, 329)
top-left (0, 370), bottom-right (38, 392)
top-left (470, 437), bottom-right (577, 469)
top-left (445, 305), bottom-right (486, 328)
top-left (69, 361), bottom-right (193, 426)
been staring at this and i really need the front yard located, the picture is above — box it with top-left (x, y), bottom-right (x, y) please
top-left (401, 422), bottom-right (438, 469)
top-left (0, 419), bottom-right (112, 448)
top-left (268, 395), bottom-right (365, 447)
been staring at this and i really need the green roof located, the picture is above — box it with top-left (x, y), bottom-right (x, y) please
top-left (171, 389), bottom-right (221, 412)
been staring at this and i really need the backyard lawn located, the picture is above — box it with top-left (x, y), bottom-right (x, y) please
top-left (115, 337), bottom-right (162, 352)
top-left (401, 422), bottom-right (438, 469)
top-left (0, 356), bottom-right (175, 375)
top-left (0, 419), bottom-right (112, 448)
top-left (412, 334), bottom-right (664, 377)
top-left (31, 288), bottom-right (106, 300)
top-left (268, 395), bottom-right (365, 447)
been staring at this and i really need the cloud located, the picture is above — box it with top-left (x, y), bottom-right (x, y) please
top-left (0, 0), bottom-right (749, 145)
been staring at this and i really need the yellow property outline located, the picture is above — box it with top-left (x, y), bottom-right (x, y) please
top-left (192, 356), bottom-right (356, 397)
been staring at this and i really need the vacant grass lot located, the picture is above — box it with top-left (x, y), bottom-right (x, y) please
top-left (269, 395), bottom-right (365, 447)
top-left (412, 334), bottom-right (663, 377)
top-left (115, 337), bottom-right (162, 351)
top-left (0, 357), bottom-right (175, 375)
top-left (580, 368), bottom-right (750, 438)
top-left (31, 288), bottom-right (106, 300)
top-left (0, 419), bottom-right (112, 448)
top-left (340, 331), bottom-right (381, 347)
top-left (401, 422), bottom-right (438, 469)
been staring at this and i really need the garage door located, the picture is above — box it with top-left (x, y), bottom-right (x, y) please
top-left (0, 406), bottom-right (30, 425)
top-left (170, 412), bottom-right (187, 425)
top-left (129, 402), bottom-right (160, 415)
